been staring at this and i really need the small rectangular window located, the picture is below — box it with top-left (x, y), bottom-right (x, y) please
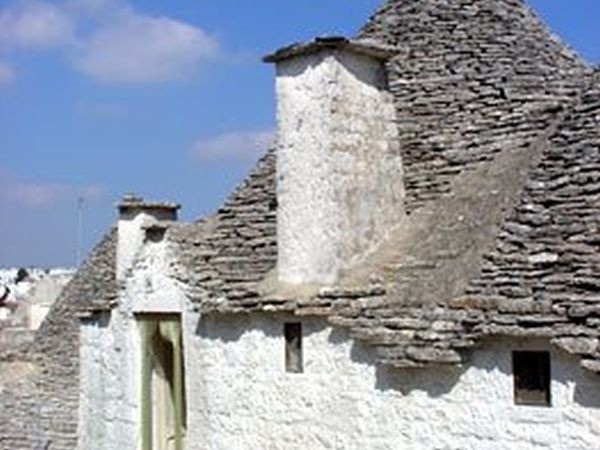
top-left (284, 322), bottom-right (303, 373)
top-left (513, 351), bottom-right (551, 406)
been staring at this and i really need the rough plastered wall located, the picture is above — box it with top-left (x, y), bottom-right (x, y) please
top-left (117, 209), bottom-right (176, 282)
top-left (276, 49), bottom-right (404, 285)
top-left (78, 311), bottom-right (138, 450)
top-left (0, 230), bottom-right (117, 450)
top-left (191, 315), bottom-right (600, 450)
top-left (78, 234), bottom-right (191, 450)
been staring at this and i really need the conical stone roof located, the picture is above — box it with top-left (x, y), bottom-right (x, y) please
top-left (360, 0), bottom-right (590, 211)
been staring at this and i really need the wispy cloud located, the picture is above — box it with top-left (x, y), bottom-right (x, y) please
top-left (0, 61), bottom-right (15, 85)
top-left (0, 1), bottom-right (75, 50)
top-left (191, 129), bottom-right (275, 161)
top-left (64, 0), bottom-right (122, 17)
top-left (74, 100), bottom-right (128, 118)
top-left (73, 10), bottom-right (218, 83)
top-left (0, 0), bottom-right (220, 84)
top-left (0, 169), bottom-right (104, 208)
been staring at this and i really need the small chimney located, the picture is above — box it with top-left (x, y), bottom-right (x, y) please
top-left (116, 194), bottom-right (179, 282)
top-left (264, 37), bottom-right (405, 285)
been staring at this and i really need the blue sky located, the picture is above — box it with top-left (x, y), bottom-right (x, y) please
top-left (0, 0), bottom-right (598, 268)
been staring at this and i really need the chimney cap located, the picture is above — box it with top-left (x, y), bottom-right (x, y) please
top-left (117, 193), bottom-right (180, 214)
top-left (263, 36), bottom-right (397, 64)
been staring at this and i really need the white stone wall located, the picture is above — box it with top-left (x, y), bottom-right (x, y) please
top-left (189, 315), bottom-right (600, 450)
top-left (0, 267), bottom-right (74, 306)
top-left (79, 311), bottom-right (139, 450)
top-left (80, 307), bottom-right (600, 450)
top-left (116, 208), bottom-right (176, 282)
top-left (117, 212), bottom-right (154, 282)
top-left (275, 49), bottom-right (405, 285)
top-left (0, 267), bottom-right (73, 330)
top-left (78, 234), bottom-right (191, 450)
top-left (79, 230), bottom-right (600, 450)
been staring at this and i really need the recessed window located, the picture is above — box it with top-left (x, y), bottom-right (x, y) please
top-left (284, 322), bottom-right (303, 373)
top-left (144, 226), bottom-right (166, 243)
top-left (513, 351), bottom-right (551, 406)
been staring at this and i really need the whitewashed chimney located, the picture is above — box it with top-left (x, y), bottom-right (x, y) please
top-left (264, 37), bottom-right (405, 285)
top-left (116, 194), bottom-right (179, 282)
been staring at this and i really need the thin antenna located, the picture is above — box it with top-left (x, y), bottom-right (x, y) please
top-left (76, 196), bottom-right (84, 267)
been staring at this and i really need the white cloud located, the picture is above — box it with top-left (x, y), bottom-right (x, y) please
top-left (0, 170), bottom-right (104, 208)
top-left (191, 129), bottom-right (275, 161)
top-left (74, 10), bottom-right (219, 83)
top-left (74, 100), bottom-right (128, 118)
top-left (65, 0), bottom-right (122, 17)
top-left (0, 1), bottom-right (74, 50)
top-left (0, 1), bottom-right (220, 84)
top-left (0, 61), bottom-right (15, 85)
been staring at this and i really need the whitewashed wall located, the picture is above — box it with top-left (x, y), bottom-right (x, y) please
top-left (189, 315), bottom-right (600, 450)
top-left (78, 235), bottom-right (191, 450)
top-left (80, 309), bottom-right (600, 450)
top-left (78, 230), bottom-right (600, 450)
top-left (79, 311), bottom-right (138, 450)
top-left (275, 49), bottom-right (404, 285)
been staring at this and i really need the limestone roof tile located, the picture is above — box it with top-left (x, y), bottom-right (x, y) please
top-left (37, 0), bottom-right (600, 374)
top-left (263, 36), bottom-right (398, 63)
top-left (167, 0), bottom-right (600, 373)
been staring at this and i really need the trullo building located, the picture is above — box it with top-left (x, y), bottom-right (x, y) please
top-left (1, 0), bottom-right (600, 449)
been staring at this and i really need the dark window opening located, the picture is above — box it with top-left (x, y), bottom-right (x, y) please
top-left (145, 225), bottom-right (166, 243)
top-left (513, 351), bottom-right (551, 406)
top-left (284, 322), bottom-right (303, 373)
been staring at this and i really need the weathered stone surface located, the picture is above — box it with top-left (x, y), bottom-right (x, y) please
top-left (4, 2), bottom-right (600, 448)
top-left (192, 317), bottom-right (600, 449)
top-left (360, 0), bottom-right (588, 212)
top-left (169, 150), bottom-right (277, 311)
top-left (552, 337), bottom-right (599, 356)
top-left (0, 230), bottom-right (117, 450)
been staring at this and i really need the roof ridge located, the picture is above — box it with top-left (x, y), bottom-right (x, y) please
top-left (359, 0), bottom-right (586, 67)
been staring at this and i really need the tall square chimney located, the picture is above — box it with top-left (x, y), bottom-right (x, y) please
top-left (265, 37), bottom-right (405, 285)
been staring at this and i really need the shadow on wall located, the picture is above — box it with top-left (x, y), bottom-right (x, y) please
top-left (277, 49), bottom-right (389, 93)
top-left (195, 312), bottom-right (330, 343)
top-left (573, 363), bottom-right (600, 408)
top-left (328, 324), bottom-right (465, 396)
top-left (370, 338), bottom-right (600, 408)
top-left (342, 331), bottom-right (600, 407)
top-left (195, 313), bottom-right (600, 407)
top-left (374, 364), bottom-right (463, 397)
top-left (81, 311), bottom-right (111, 329)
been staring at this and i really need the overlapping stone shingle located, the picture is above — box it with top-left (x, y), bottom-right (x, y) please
top-left (166, 1), bottom-right (600, 374)
top-left (4, 3), bottom-right (599, 447)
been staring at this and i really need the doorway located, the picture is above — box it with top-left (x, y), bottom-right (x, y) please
top-left (138, 314), bottom-right (186, 450)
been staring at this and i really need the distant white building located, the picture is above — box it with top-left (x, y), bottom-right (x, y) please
top-left (0, 267), bottom-right (74, 329)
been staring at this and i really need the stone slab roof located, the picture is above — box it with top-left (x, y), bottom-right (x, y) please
top-left (11, 229), bottom-right (119, 449)
top-left (36, 228), bottom-right (117, 339)
top-left (180, 71), bottom-right (600, 374)
top-left (326, 72), bottom-right (600, 372)
top-left (168, 149), bottom-right (277, 306)
top-left (263, 36), bottom-right (397, 63)
top-left (171, 0), bottom-right (591, 308)
top-left (164, 1), bottom-right (600, 374)
top-left (37, 0), bottom-right (600, 374)
top-left (359, 0), bottom-right (589, 212)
